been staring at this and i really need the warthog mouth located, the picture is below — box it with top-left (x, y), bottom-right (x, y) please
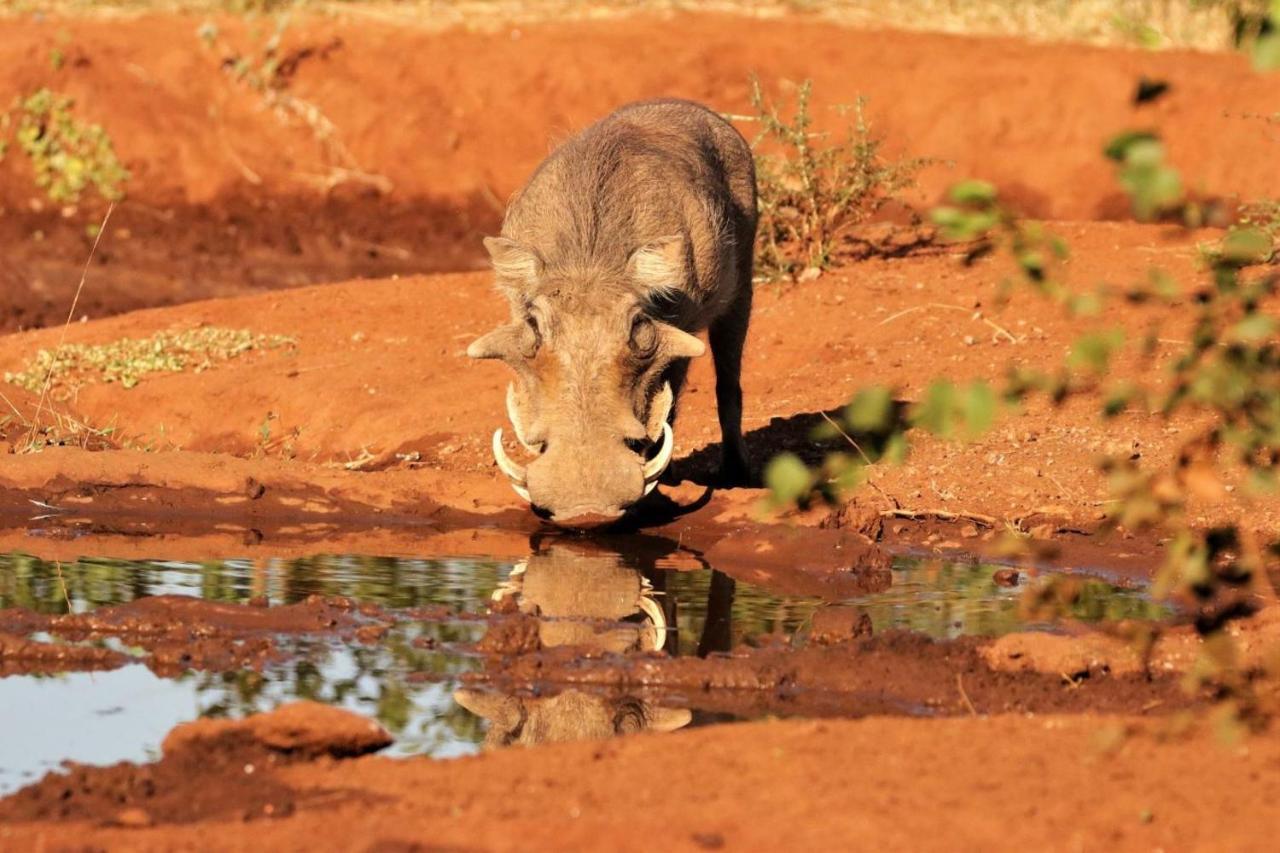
top-left (491, 381), bottom-right (676, 507)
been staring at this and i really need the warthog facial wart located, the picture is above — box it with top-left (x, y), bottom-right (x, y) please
top-left (468, 99), bottom-right (758, 527)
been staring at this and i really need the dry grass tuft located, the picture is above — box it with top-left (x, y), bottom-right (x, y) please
top-left (1, 1), bottom-right (1241, 51)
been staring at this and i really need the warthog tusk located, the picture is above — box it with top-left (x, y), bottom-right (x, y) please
top-left (492, 428), bottom-right (528, 489)
top-left (647, 382), bottom-right (674, 443)
top-left (506, 384), bottom-right (540, 452)
top-left (642, 421), bottom-right (674, 484)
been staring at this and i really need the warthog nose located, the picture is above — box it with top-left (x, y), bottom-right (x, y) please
top-left (552, 507), bottom-right (625, 529)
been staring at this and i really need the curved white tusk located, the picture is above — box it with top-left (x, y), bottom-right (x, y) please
top-left (642, 421), bottom-right (674, 482)
top-left (647, 382), bottom-right (674, 443)
top-left (505, 384), bottom-right (539, 452)
top-left (492, 428), bottom-right (528, 486)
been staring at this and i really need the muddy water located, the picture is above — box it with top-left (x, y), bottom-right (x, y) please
top-left (0, 549), bottom-right (1168, 793)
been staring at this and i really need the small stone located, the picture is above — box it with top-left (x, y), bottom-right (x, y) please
top-left (244, 478), bottom-right (266, 500)
top-left (113, 808), bottom-right (153, 828)
top-left (993, 568), bottom-right (1020, 587)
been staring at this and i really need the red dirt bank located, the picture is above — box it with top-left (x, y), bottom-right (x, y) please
top-left (3, 12), bottom-right (1278, 332)
top-left (2, 703), bottom-right (1277, 852)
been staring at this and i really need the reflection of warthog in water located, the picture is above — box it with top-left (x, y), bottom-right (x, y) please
top-left (468, 99), bottom-right (758, 527)
top-left (454, 689), bottom-right (691, 748)
top-left (455, 536), bottom-right (727, 746)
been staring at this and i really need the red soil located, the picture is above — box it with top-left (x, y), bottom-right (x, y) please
top-left (4, 703), bottom-right (1280, 852)
top-left (2, 11), bottom-right (1278, 331)
top-left (3, 8), bottom-right (1280, 851)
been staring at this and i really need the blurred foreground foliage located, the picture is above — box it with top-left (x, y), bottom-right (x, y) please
top-left (768, 4), bottom-right (1280, 737)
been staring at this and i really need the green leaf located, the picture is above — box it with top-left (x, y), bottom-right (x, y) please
top-left (1218, 227), bottom-right (1274, 265)
top-left (1104, 130), bottom-right (1159, 162)
top-left (1253, 33), bottom-right (1280, 71)
top-left (844, 386), bottom-right (894, 432)
top-left (948, 179), bottom-right (997, 205)
top-left (884, 431), bottom-right (909, 465)
top-left (958, 381), bottom-right (997, 438)
top-left (911, 380), bottom-right (957, 438)
top-left (1103, 383), bottom-right (1136, 417)
top-left (1229, 313), bottom-right (1275, 342)
top-left (1247, 468), bottom-right (1278, 495)
top-left (764, 453), bottom-right (813, 505)
top-left (1069, 329), bottom-right (1125, 374)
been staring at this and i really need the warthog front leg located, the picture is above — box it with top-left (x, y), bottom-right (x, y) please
top-left (709, 282), bottom-right (752, 485)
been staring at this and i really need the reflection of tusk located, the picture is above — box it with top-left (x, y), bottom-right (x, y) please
top-left (506, 384), bottom-right (539, 452)
top-left (492, 428), bottom-right (528, 486)
top-left (638, 582), bottom-right (668, 652)
top-left (642, 421), bottom-right (674, 483)
top-left (490, 559), bottom-right (527, 602)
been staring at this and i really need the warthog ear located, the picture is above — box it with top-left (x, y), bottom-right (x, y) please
top-left (484, 236), bottom-right (543, 287)
top-left (628, 236), bottom-right (687, 296)
top-left (647, 706), bottom-right (693, 733)
top-left (453, 689), bottom-right (521, 727)
top-left (657, 321), bottom-right (706, 359)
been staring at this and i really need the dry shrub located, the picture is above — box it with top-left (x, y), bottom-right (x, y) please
top-left (746, 78), bottom-right (929, 282)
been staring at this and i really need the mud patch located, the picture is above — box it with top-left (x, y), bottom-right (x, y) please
top-left (0, 702), bottom-right (388, 826)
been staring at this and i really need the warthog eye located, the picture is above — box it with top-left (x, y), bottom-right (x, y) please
top-left (629, 316), bottom-right (657, 358)
top-left (520, 316), bottom-right (541, 358)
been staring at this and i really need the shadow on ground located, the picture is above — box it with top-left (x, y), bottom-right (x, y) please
top-left (669, 407), bottom-right (849, 488)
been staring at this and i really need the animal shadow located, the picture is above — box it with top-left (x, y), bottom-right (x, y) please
top-left (669, 407), bottom-right (847, 488)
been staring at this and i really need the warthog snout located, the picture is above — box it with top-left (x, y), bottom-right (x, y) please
top-left (474, 311), bottom-right (690, 525)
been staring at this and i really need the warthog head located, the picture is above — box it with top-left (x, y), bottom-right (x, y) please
top-left (468, 236), bottom-right (704, 527)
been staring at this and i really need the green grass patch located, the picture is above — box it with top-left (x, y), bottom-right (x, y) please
top-left (0, 88), bottom-right (129, 204)
top-left (4, 327), bottom-right (295, 395)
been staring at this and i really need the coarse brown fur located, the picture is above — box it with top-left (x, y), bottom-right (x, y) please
top-left (468, 99), bottom-right (758, 526)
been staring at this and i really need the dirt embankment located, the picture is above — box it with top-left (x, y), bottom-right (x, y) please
top-left (2, 12), bottom-right (1278, 331)
top-left (2, 221), bottom-right (1276, 543)
top-left (3, 702), bottom-right (1279, 852)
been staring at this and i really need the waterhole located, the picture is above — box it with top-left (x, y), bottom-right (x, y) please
top-left (0, 548), bottom-right (1169, 793)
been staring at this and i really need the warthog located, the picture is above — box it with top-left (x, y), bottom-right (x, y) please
top-left (468, 98), bottom-right (758, 526)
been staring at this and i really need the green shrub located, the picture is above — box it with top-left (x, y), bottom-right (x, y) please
top-left (0, 88), bottom-right (129, 204)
